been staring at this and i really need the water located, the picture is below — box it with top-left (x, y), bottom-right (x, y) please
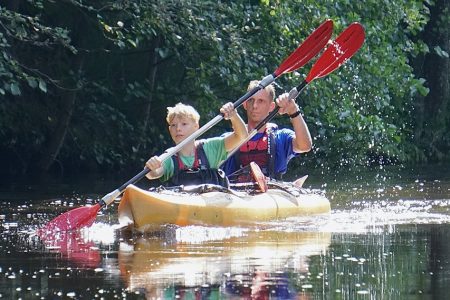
top-left (0, 165), bottom-right (449, 299)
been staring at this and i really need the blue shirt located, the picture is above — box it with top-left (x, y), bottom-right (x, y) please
top-left (222, 127), bottom-right (298, 176)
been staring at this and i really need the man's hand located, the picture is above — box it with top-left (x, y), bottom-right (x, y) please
top-left (276, 92), bottom-right (299, 116)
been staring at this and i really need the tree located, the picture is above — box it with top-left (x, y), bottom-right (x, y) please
top-left (413, 0), bottom-right (449, 162)
top-left (0, 0), bottom-right (444, 180)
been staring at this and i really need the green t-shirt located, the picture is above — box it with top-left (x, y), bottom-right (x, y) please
top-left (160, 137), bottom-right (227, 182)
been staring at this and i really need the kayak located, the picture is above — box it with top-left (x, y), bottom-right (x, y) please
top-left (118, 182), bottom-right (330, 231)
top-left (118, 181), bottom-right (330, 231)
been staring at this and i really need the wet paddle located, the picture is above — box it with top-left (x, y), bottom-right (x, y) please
top-left (40, 20), bottom-right (334, 233)
top-left (293, 175), bottom-right (308, 188)
top-left (224, 22), bottom-right (366, 163)
top-left (249, 162), bottom-right (268, 192)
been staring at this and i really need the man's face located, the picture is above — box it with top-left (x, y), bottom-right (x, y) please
top-left (243, 89), bottom-right (275, 123)
top-left (168, 116), bottom-right (199, 144)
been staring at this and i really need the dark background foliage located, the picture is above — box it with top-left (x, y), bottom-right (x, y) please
top-left (0, 0), bottom-right (448, 180)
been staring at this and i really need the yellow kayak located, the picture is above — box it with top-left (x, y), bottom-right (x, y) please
top-left (118, 182), bottom-right (330, 231)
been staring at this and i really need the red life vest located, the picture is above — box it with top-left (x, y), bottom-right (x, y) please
top-left (235, 124), bottom-right (277, 178)
top-left (238, 132), bottom-right (270, 168)
top-left (175, 146), bottom-right (202, 170)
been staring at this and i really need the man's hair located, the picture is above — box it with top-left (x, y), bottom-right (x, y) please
top-left (247, 80), bottom-right (275, 101)
top-left (166, 103), bottom-right (200, 124)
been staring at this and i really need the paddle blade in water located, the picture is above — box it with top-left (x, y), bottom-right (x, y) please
top-left (40, 204), bottom-right (101, 233)
top-left (274, 19), bottom-right (333, 77)
top-left (37, 230), bottom-right (101, 268)
top-left (306, 22), bottom-right (365, 82)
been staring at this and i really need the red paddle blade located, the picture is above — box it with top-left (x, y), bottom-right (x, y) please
top-left (274, 19), bottom-right (333, 77)
top-left (37, 230), bottom-right (101, 268)
top-left (39, 204), bottom-right (101, 233)
top-left (250, 161), bottom-right (268, 192)
top-left (306, 22), bottom-right (365, 82)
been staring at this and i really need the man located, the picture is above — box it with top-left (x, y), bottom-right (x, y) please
top-left (145, 102), bottom-right (247, 186)
top-left (222, 80), bottom-right (312, 181)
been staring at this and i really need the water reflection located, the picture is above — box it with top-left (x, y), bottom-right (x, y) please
top-left (37, 229), bottom-right (101, 269)
top-left (322, 224), bottom-right (450, 299)
top-left (2, 221), bottom-right (450, 298)
top-left (118, 230), bottom-right (331, 299)
top-left (1, 165), bottom-right (450, 298)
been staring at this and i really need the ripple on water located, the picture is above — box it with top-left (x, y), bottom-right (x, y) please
top-left (325, 198), bottom-right (450, 233)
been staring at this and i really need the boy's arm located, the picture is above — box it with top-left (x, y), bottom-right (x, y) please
top-left (145, 156), bottom-right (164, 180)
top-left (221, 102), bottom-right (248, 152)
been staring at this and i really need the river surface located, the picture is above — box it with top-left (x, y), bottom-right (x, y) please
top-left (0, 164), bottom-right (449, 299)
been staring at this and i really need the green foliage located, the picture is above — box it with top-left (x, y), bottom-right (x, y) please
top-left (0, 4), bottom-right (76, 96)
top-left (0, 0), bottom-right (447, 178)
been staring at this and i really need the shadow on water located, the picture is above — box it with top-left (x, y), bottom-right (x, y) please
top-left (0, 164), bottom-right (449, 298)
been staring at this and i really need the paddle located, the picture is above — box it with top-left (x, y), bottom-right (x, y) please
top-left (223, 22), bottom-right (365, 164)
top-left (249, 162), bottom-right (268, 192)
top-left (39, 19), bottom-right (334, 233)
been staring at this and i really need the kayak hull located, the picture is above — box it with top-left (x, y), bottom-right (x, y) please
top-left (118, 184), bottom-right (330, 231)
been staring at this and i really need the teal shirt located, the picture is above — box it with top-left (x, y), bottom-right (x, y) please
top-left (160, 137), bottom-right (227, 182)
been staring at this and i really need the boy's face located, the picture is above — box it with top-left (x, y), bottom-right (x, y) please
top-left (168, 115), bottom-right (199, 144)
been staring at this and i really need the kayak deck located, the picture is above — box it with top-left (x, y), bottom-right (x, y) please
top-left (118, 183), bottom-right (330, 231)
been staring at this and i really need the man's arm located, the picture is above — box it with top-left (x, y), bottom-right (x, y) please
top-left (276, 93), bottom-right (312, 153)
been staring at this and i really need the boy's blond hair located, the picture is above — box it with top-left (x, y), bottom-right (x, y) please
top-left (166, 103), bottom-right (200, 124)
top-left (247, 80), bottom-right (275, 101)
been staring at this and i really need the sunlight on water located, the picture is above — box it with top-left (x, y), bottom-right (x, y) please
top-left (82, 222), bottom-right (118, 244)
top-left (1, 165), bottom-right (449, 299)
top-left (0, 179), bottom-right (449, 299)
top-left (174, 226), bottom-right (248, 243)
top-left (37, 223), bottom-right (249, 247)
top-left (324, 198), bottom-right (450, 233)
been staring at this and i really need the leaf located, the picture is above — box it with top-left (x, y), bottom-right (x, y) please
top-left (38, 79), bottom-right (47, 93)
top-left (434, 46), bottom-right (449, 58)
top-left (117, 40), bottom-right (125, 49)
top-left (339, 110), bottom-right (351, 119)
top-left (157, 47), bottom-right (169, 58)
top-left (127, 39), bottom-right (137, 47)
top-left (344, 134), bottom-right (353, 141)
top-left (410, 78), bottom-right (429, 96)
top-left (417, 84), bottom-right (430, 96)
top-left (10, 83), bottom-right (21, 95)
top-left (27, 77), bottom-right (38, 88)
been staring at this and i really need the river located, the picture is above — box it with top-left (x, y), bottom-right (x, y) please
top-left (0, 164), bottom-right (449, 299)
